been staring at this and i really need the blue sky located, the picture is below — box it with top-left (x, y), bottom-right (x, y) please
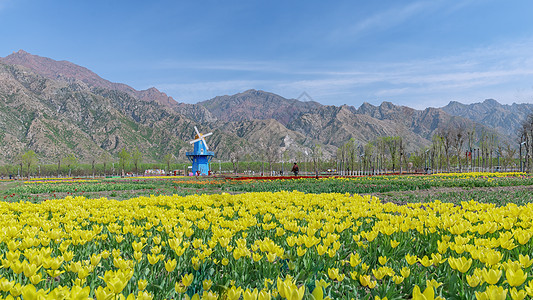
top-left (1, 0), bottom-right (533, 108)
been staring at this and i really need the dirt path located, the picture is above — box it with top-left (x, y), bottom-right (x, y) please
top-left (0, 181), bottom-right (21, 193)
top-left (370, 185), bottom-right (533, 204)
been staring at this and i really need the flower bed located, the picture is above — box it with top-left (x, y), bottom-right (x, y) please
top-left (1, 191), bottom-right (533, 299)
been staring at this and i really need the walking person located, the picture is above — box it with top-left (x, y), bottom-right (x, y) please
top-left (292, 162), bottom-right (299, 176)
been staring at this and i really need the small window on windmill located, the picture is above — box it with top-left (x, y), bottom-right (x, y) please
top-left (201, 149), bottom-right (204, 154)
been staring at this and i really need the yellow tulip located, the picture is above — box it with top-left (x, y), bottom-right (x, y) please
top-left (372, 268), bottom-right (386, 280)
top-left (226, 286), bottom-right (242, 300)
top-left (519, 254), bottom-right (533, 268)
top-left (349, 253), bottom-right (361, 267)
top-left (475, 285), bottom-right (507, 300)
top-left (327, 268), bottom-right (340, 280)
top-left (401, 267), bottom-right (411, 278)
top-left (90, 253), bottom-right (102, 266)
top-left (138, 279), bottom-right (148, 291)
top-left (525, 280), bottom-right (533, 296)
top-left (203, 279), bottom-right (213, 291)
top-left (419, 256), bottom-right (432, 267)
top-left (506, 268), bottom-right (528, 287)
top-left (392, 275), bottom-right (404, 284)
top-left (182, 273), bottom-right (194, 287)
top-left (147, 254), bottom-right (159, 265)
top-left (175, 282), bottom-right (187, 293)
top-left (361, 262), bottom-right (369, 271)
top-left (485, 251), bottom-right (503, 266)
top-left (315, 279), bottom-right (330, 289)
top-left (132, 241), bottom-right (144, 252)
top-left (10, 283), bottom-right (23, 297)
top-left (185, 293), bottom-right (200, 300)
top-left (405, 254), bottom-right (417, 265)
top-left (243, 288), bottom-right (259, 300)
top-left (412, 285), bottom-right (434, 300)
top-left (69, 285), bottom-right (91, 300)
top-left (482, 268), bottom-right (502, 285)
top-left (510, 288), bottom-right (527, 300)
top-left (21, 285), bottom-right (39, 300)
top-left (107, 276), bottom-right (128, 294)
top-left (311, 286), bottom-right (324, 300)
top-left (252, 252), bottom-right (263, 262)
top-left (94, 286), bottom-right (114, 300)
top-left (297, 246), bottom-right (307, 257)
top-left (359, 275), bottom-right (371, 287)
top-left (258, 289), bottom-right (271, 300)
top-left (449, 257), bottom-right (472, 273)
top-left (0, 278), bottom-right (14, 292)
top-left (378, 256), bottom-right (388, 265)
top-left (137, 291), bottom-right (154, 300)
top-left (62, 250), bottom-right (74, 262)
top-left (430, 253), bottom-right (446, 266)
top-left (288, 285), bottom-right (305, 300)
top-left (23, 263), bottom-right (40, 278)
top-left (316, 244), bottom-right (328, 256)
top-left (466, 274), bottom-right (481, 287)
top-left (164, 259), bottom-right (177, 272)
top-left (29, 273), bottom-right (43, 285)
top-left (367, 280), bottom-right (377, 289)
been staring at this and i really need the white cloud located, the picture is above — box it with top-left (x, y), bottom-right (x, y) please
top-left (153, 80), bottom-right (274, 103)
top-left (327, 1), bottom-right (441, 42)
top-left (149, 37), bottom-right (533, 108)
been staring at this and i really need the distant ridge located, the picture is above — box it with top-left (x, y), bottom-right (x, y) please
top-left (441, 99), bottom-right (533, 136)
top-left (0, 50), bottom-right (528, 164)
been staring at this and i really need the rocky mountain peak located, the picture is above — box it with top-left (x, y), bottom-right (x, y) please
top-left (1, 50), bottom-right (182, 109)
top-left (483, 99), bottom-right (500, 107)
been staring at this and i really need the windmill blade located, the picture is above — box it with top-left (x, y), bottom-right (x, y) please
top-left (190, 126), bottom-right (211, 150)
top-left (202, 137), bottom-right (209, 150)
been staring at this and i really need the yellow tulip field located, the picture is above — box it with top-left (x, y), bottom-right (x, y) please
top-left (1, 173), bottom-right (533, 299)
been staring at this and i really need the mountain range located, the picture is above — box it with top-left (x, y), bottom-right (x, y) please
top-left (0, 50), bottom-right (531, 164)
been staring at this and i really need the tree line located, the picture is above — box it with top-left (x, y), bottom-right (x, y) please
top-left (4, 114), bottom-right (533, 178)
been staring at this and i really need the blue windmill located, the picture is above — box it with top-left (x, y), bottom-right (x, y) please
top-left (186, 126), bottom-right (215, 176)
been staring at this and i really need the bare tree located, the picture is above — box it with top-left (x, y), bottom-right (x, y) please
top-left (431, 134), bottom-right (443, 172)
top-left (363, 142), bottom-right (374, 175)
top-left (64, 154), bottom-right (78, 177)
top-left (503, 141), bottom-right (517, 171)
top-left (312, 144), bottom-right (323, 178)
top-left (519, 114), bottom-right (533, 172)
top-left (131, 148), bottom-right (143, 174)
top-left (451, 126), bottom-right (465, 172)
top-left (264, 139), bottom-right (279, 175)
top-left (118, 148), bottom-right (130, 176)
top-left (228, 140), bottom-right (244, 175)
top-left (163, 153), bottom-right (176, 174)
top-left (437, 127), bottom-right (453, 172)
top-left (487, 133), bottom-right (497, 171)
top-left (21, 150), bottom-right (38, 179)
top-left (347, 139), bottom-right (358, 175)
top-left (91, 156), bottom-right (96, 178)
top-left (385, 137), bottom-right (402, 172)
top-left (100, 152), bottom-right (112, 176)
top-left (466, 127), bottom-right (475, 171)
top-left (57, 157), bottom-right (61, 177)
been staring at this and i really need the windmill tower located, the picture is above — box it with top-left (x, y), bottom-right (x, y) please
top-left (186, 126), bottom-right (215, 176)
